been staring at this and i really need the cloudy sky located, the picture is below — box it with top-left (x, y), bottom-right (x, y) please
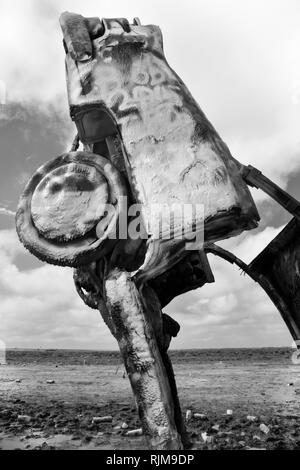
top-left (0, 0), bottom-right (300, 350)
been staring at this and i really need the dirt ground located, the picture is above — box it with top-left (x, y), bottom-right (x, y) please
top-left (0, 348), bottom-right (300, 450)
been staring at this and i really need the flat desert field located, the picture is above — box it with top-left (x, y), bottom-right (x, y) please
top-left (0, 348), bottom-right (300, 450)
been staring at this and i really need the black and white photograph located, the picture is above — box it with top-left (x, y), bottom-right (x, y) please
top-left (0, 0), bottom-right (300, 456)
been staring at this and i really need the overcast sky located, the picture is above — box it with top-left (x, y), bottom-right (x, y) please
top-left (0, 0), bottom-right (300, 350)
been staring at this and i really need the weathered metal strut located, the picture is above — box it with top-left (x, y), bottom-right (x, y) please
top-left (206, 165), bottom-right (300, 346)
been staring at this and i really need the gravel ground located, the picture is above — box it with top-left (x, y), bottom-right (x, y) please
top-left (0, 348), bottom-right (299, 450)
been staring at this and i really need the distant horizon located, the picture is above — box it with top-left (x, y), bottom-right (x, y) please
top-left (6, 345), bottom-right (293, 352)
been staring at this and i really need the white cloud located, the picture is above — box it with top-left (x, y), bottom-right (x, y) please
top-left (0, 229), bottom-right (117, 349)
top-left (220, 224), bottom-right (284, 263)
top-left (0, 207), bottom-right (15, 217)
top-left (0, 225), bottom-right (292, 350)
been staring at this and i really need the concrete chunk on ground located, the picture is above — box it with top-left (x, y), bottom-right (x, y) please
top-left (246, 447), bottom-right (266, 450)
top-left (193, 413), bottom-right (207, 420)
top-left (247, 415), bottom-right (257, 422)
top-left (211, 424), bottom-right (220, 432)
top-left (17, 415), bottom-right (31, 423)
top-left (259, 423), bottom-right (270, 434)
top-left (201, 432), bottom-right (213, 443)
top-left (92, 416), bottom-right (113, 424)
top-left (126, 428), bottom-right (143, 437)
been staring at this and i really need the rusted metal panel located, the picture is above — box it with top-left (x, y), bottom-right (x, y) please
top-left (62, 15), bottom-right (259, 248)
top-left (249, 218), bottom-right (300, 341)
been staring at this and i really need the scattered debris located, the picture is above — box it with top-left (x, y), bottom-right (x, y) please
top-left (113, 425), bottom-right (121, 430)
top-left (245, 447), bottom-right (266, 450)
top-left (201, 432), bottom-right (213, 443)
top-left (92, 416), bottom-right (113, 424)
top-left (259, 423), bottom-right (270, 435)
top-left (253, 435), bottom-right (261, 441)
top-left (126, 428), bottom-right (143, 437)
top-left (15, 379), bottom-right (22, 383)
top-left (17, 415), bottom-right (31, 423)
top-left (186, 409), bottom-right (192, 422)
top-left (193, 413), bottom-right (207, 420)
top-left (226, 409), bottom-right (233, 415)
top-left (46, 380), bottom-right (55, 384)
top-left (121, 422), bottom-right (128, 429)
top-left (211, 424), bottom-right (220, 432)
top-left (247, 415), bottom-right (257, 422)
